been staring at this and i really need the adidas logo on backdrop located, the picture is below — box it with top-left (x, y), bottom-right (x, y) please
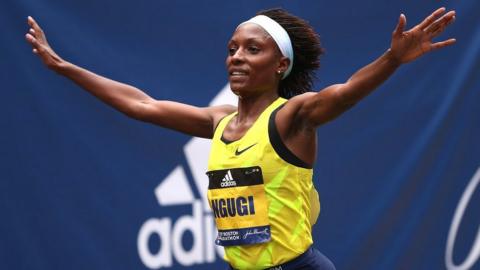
top-left (137, 85), bottom-right (236, 269)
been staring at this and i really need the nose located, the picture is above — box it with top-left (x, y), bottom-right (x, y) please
top-left (230, 48), bottom-right (245, 64)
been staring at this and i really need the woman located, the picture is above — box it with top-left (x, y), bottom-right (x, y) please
top-left (25, 7), bottom-right (455, 270)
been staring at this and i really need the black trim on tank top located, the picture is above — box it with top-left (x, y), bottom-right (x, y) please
top-left (215, 114), bottom-right (236, 144)
top-left (268, 105), bottom-right (313, 169)
top-left (213, 114), bottom-right (230, 135)
top-left (221, 135), bottom-right (235, 144)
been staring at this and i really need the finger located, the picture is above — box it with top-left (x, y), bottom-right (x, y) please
top-left (27, 16), bottom-right (43, 35)
top-left (431, 38), bottom-right (456, 51)
top-left (393, 14), bottom-right (406, 37)
top-left (29, 28), bottom-right (36, 38)
top-left (33, 48), bottom-right (38, 54)
top-left (424, 10), bottom-right (456, 34)
top-left (430, 21), bottom-right (451, 38)
top-left (429, 15), bottom-right (456, 39)
top-left (418, 7), bottom-right (446, 30)
top-left (25, 33), bottom-right (38, 47)
top-left (27, 16), bottom-right (35, 27)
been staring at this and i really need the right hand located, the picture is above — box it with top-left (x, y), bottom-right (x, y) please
top-left (389, 7), bottom-right (456, 64)
top-left (25, 16), bottom-right (63, 69)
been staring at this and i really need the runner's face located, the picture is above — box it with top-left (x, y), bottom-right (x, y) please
top-left (226, 23), bottom-right (283, 97)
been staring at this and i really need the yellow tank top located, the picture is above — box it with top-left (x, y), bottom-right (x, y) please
top-left (207, 97), bottom-right (319, 269)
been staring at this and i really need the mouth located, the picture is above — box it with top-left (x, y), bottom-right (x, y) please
top-left (229, 69), bottom-right (249, 78)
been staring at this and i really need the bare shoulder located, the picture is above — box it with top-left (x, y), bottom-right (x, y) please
top-left (284, 92), bottom-right (318, 111)
top-left (207, 104), bottom-right (237, 126)
top-left (276, 92), bottom-right (317, 125)
top-left (277, 84), bottom-right (344, 129)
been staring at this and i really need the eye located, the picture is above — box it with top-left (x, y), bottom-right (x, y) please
top-left (248, 46), bottom-right (260, 54)
top-left (228, 46), bottom-right (237, 56)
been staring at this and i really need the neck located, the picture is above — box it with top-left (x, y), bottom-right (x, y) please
top-left (235, 90), bottom-right (279, 123)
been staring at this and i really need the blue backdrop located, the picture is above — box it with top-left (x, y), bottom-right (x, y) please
top-left (1, 1), bottom-right (479, 269)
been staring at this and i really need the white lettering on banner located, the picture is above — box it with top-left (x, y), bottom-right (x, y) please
top-left (137, 200), bottom-right (223, 269)
top-left (171, 201), bottom-right (203, 266)
top-left (137, 84), bottom-right (236, 269)
top-left (138, 218), bottom-right (172, 268)
top-left (445, 167), bottom-right (480, 270)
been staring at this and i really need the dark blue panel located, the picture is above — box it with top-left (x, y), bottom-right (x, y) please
top-left (1, 1), bottom-right (479, 269)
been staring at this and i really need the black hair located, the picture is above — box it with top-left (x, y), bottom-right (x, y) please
top-left (257, 8), bottom-right (325, 99)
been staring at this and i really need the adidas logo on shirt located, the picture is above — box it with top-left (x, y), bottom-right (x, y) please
top-left (221, 170), bottom-right (237, 187)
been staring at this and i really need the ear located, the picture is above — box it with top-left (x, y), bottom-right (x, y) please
top-left (277, 56), bottom-right (290, 74)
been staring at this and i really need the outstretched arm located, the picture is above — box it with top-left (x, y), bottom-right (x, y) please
top-left (24, 16), bottom-right (235, 138)
top-left (283, 7), bottom-right (456, 128)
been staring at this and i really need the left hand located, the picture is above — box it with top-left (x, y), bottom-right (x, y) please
top-left (25, 16), bottom-right (64, 70)
top-left (389, 7), bottom-right (456, 64)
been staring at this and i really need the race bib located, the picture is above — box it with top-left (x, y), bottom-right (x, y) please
top-left (206, 166), bottom-right (271, 246)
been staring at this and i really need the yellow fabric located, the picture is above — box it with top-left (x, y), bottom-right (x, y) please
top-left (207, 97), bottom-right (318, 269)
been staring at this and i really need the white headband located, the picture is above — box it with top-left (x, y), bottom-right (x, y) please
top-left (239, 15), bottom-right (294, 79)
